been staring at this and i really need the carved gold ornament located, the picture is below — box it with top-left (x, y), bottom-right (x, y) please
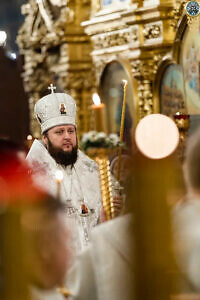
top-left (143, 24), bottom-right (161, 40)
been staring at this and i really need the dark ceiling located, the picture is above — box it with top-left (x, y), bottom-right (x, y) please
top-left (0, 0), bottom-right (26, 53)
top-left (0, 1), bottom-right (29, 143)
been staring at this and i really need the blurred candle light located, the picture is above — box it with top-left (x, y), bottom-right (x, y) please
top-left (55, 170), bottom-right (63, 200)
top-left (0, 31), bottom-right (7, 46)
top-left (92, 93), bottom-right (107, 133)
top-left (8, 52), bottom-right (17, 60)
top-left (135, 114), bottom-right (179, 159)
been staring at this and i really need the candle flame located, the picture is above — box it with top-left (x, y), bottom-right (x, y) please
top-left (122, 79), bottom-right (128, 85)
top-left (0, 31), bottom-right (7, 45)
top-left (92, 93), bottom-right (101, 106)
top-left (55, 170), bottom-right (64, 182)
top-left (27, 135), bottom-right (33, 141)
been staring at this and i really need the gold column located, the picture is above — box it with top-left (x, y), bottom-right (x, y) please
top-left (88, 148), bottom-right (114, 220)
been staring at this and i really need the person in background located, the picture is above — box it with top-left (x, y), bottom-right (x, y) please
top-left (26, 86), bottom-right (123, 255)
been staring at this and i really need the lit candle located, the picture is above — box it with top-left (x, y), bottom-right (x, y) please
top-left (92, 93), bottom-right (107, 133)
top-left (117, 79), bottom-right (128, 181)
top-left (55, 170), bottom-right (63, 200)
top-left (0, 31), bottom-right (7, 47)
top-left (26, 134), bottom-right (33, 150)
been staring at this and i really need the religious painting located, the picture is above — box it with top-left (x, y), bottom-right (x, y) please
top-left (99, 60), bottom-right (135, 150)
top-left (160, 64), bottom-right (186, 117)
top-left (179, 26), bottom-right (200, 114)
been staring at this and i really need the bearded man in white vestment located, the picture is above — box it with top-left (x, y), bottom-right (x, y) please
top-left (26, 88), bottom-right (103, 255)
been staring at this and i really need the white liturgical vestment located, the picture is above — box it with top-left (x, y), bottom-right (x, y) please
top-left (26, 139), bottom-right (102, 253)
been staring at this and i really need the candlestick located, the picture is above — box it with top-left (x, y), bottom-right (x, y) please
top-left (117, 80), bottom-right (128, 181)
top-left (55, 170), bottom-right (63, 200)
top-left (92, 93), bottom-right (107, 133)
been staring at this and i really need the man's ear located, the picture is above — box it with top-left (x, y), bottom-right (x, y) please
top-left (42, 135), bottom-right (48, 147)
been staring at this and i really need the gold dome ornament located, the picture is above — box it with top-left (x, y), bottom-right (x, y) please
top-left (185, 1), bottom-right (200, 30)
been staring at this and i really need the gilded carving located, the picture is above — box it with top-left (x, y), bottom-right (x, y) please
top-left (137, 80), bottom-right (153, 117)
top-left (60, 71), bottom-right (96, 90)
top-left (18, 0), bottom-right (74, 50)
top-left (18, 0), bottom-right (180, 136)
top-left (92, 27), bottom-right (138, 50)
top-left (131, 55), bottom-right (162, 80)
top-left (130, 26), bottom-right (139, 43)
top-left (131, 55), bottom-right (162, 117)
top-left (171, 0), bottom-right (186, 29)
top-left (143, 24), bottom-right (162, 40)
top-left (18, 0), bottom-right (94, 137)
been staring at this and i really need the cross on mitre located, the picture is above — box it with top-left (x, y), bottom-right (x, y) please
top-left (48, 83), bottom-right (56, 94)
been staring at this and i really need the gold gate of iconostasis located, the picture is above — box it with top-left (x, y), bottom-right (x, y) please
top-left (17, 0), bottom-right (199, 145)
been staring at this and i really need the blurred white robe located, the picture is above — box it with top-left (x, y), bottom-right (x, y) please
top-left (30, 286), bottom-right (64, 300)
top-left (26, 139), bottom-right (102, 252)
top-left (67, 214), bottom-right (134, 300)
top-left (173, 198), bottom-right (200, 291)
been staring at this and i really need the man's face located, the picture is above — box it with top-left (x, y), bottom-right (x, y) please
top-left (42, 125), bottom-right (78, 167)
top-left (43, 125), bottom-right (77, 152)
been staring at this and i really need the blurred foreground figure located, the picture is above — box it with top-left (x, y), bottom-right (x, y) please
top-left (23, 195), bottom-right (69, 300)
top-left (64, 114), bottom-right (181, 300)
top-left (66, 153), bottom-right (180, 300)
top-left (67, 213), bottom-right (133, 300)
top-left (131, 153), bottom-right (180, 300)
top-left (173, 128), bottom-right (200, 291)
top-left (0, 140), bottom-right (69, 300)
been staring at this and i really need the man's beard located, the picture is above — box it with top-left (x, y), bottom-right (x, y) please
top-left (47, 139), bottom-right (78, 167)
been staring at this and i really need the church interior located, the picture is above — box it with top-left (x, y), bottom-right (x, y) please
top-left (1, 0), bottom-right (200, 299)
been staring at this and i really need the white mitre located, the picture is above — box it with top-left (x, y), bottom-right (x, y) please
top-left (35, 85), bottom-right (76, 133)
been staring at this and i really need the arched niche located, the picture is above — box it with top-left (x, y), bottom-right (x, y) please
top-left (154, 16), bottom-right (186, 116)
top-left (156, 59), bottom-right (186, 117)
top-left (155, 14), bottom-right (200, 135)
top-left (99, 60), bottom-right (136, 149)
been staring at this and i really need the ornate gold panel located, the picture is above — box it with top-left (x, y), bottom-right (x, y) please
top-left (82, 0), bottom-right (176, 122)
top-left (17, 0), bottom-right (186, 137)
top-left (17, 0), bottom-right (95, 138)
